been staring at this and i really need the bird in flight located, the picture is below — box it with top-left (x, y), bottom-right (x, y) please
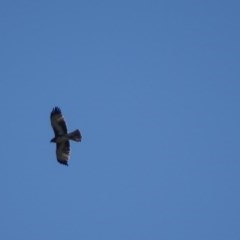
top-left (50, 106), bottom-right (82, 166)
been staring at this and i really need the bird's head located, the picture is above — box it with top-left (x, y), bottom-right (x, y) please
top-left (50, 137), bottom-right (56, 143)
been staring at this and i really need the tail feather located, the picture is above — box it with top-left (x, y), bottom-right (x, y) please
top-left (69, 129), bottom-right (82, 142)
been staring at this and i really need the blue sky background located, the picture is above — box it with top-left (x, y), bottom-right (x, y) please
top-left (1, 1), bottom-right (240, 239)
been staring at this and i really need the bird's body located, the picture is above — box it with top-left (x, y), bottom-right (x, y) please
top-left (50, 135), bottom-right (69, 143)
top-left (50, 107), bottom-right (82, 165)
top-left (50, 129), bottom-right (81, 143)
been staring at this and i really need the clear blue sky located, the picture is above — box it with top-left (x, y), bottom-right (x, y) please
top-left (1, 1), bottom-right (240, 239)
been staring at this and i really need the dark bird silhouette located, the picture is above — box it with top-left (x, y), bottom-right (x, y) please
top-left (50, 107), bottom-right (82, 166)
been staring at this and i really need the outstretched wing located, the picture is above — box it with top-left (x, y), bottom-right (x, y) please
top-left (50, 107), bottom-right (68, 136)
top-left (56, 141), bottom-right (70, 165)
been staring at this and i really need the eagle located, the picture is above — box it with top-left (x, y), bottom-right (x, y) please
top-left (50, 107), bottom-right (82, 166)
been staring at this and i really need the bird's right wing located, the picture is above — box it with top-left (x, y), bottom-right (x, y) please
top-left (56, 141), bottom-right (70, 166)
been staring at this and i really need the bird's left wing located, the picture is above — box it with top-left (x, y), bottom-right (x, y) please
top-left (50, 107), bottom-right (68, 136)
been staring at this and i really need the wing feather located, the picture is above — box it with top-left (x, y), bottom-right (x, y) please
top-left (50, 107), bottom-right (68, 136)
top-left (56, 141), bottom-right (70, 165)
